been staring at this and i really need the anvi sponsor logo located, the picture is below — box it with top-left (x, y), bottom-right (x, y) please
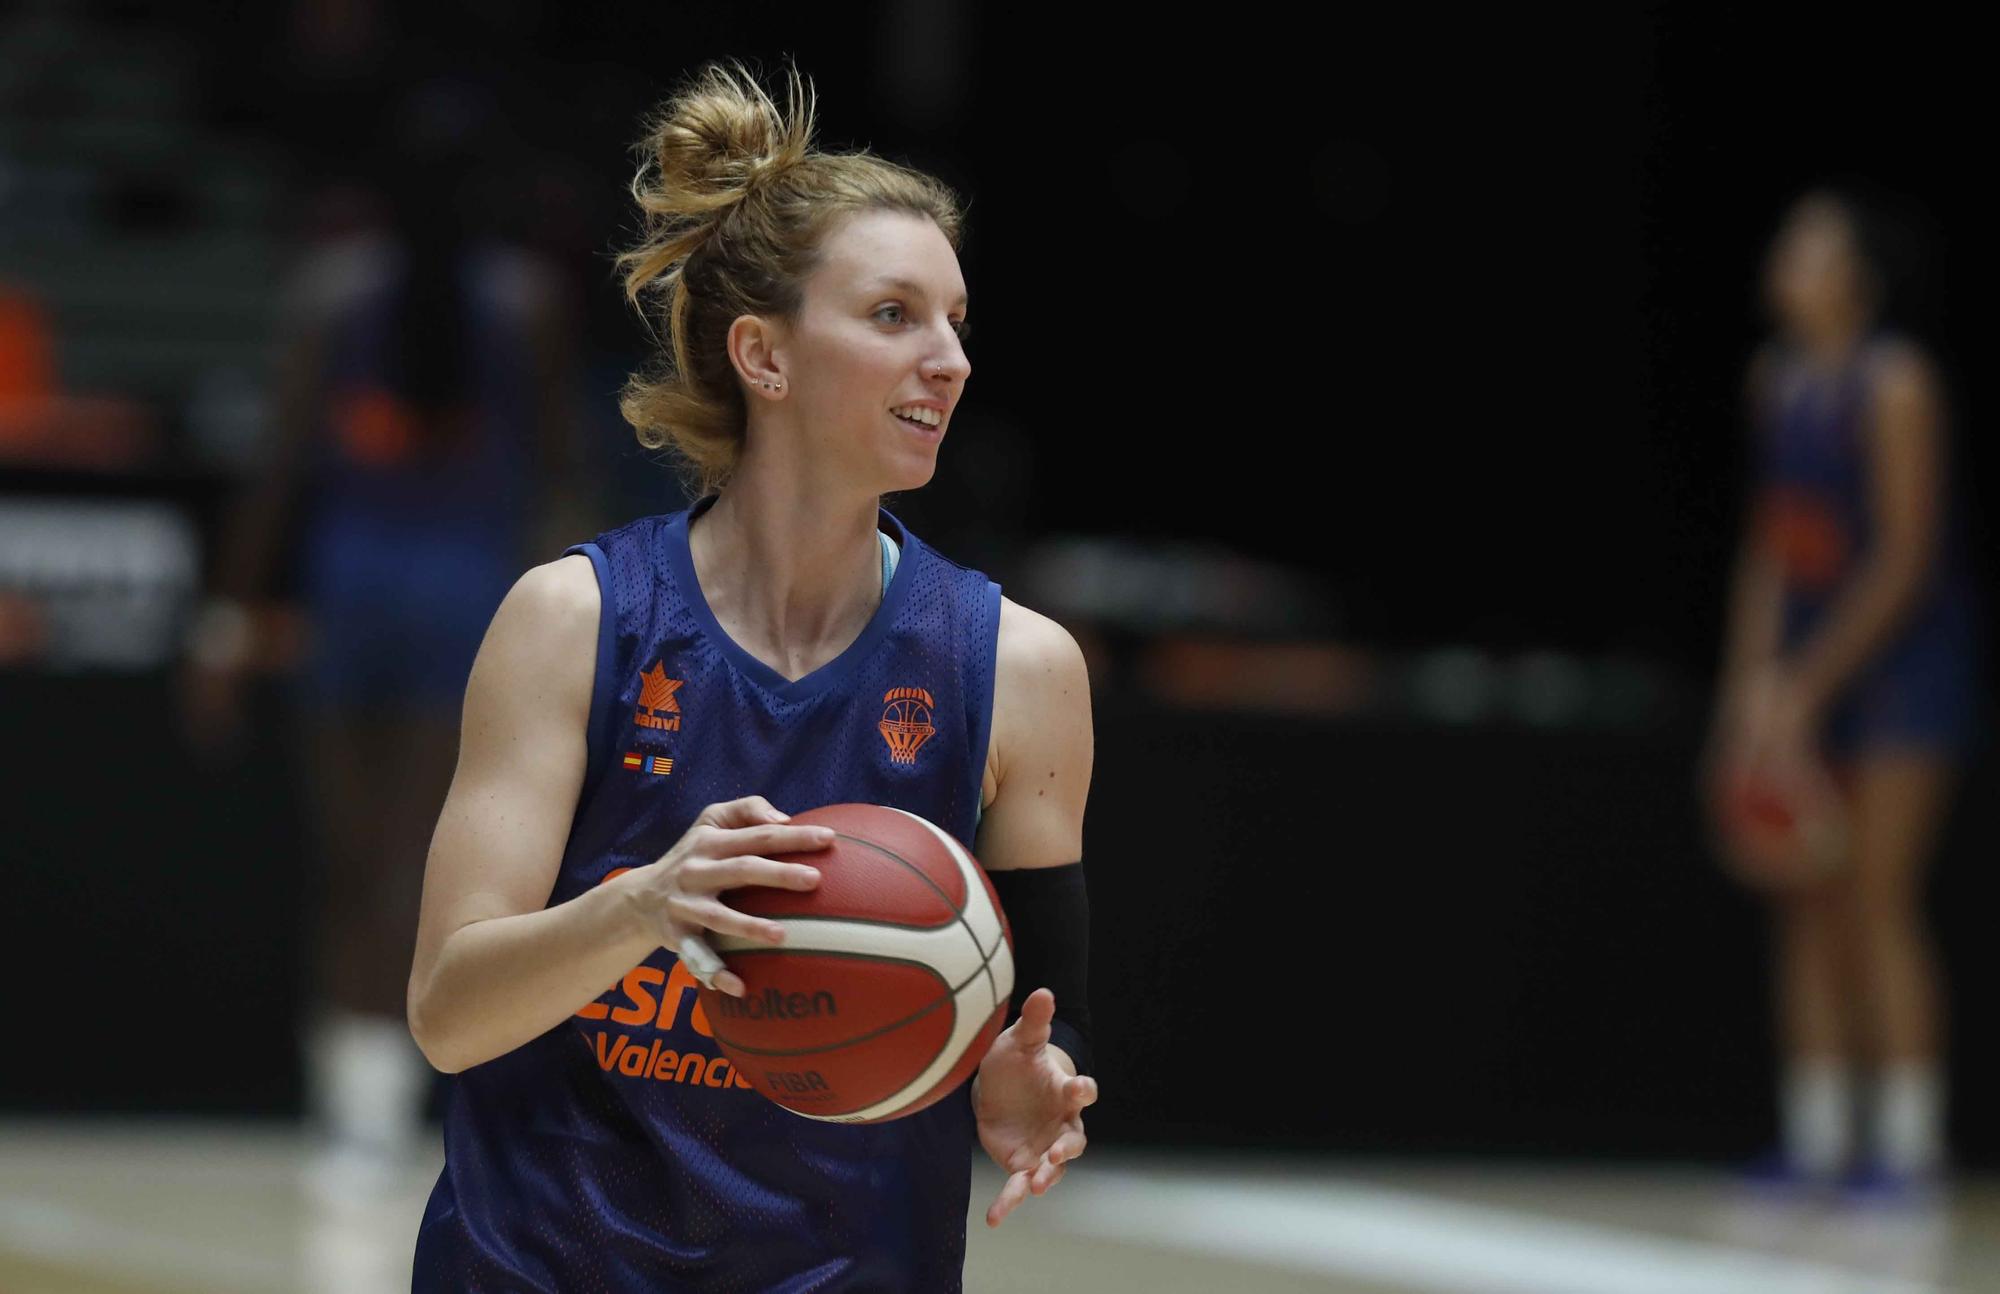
top-left (633, 661), bottom-right (683, 732)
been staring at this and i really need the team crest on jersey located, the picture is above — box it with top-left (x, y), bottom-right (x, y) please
top-left (878, 686), bottom-right (936, 765)
top-left (634, 661), bottom-right (683, 731)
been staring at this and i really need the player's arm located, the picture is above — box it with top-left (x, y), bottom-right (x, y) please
top-left (208, 247), bottom-right (343, 610)
top-left (406, 555), bottom-right (832, 1073)
top-left (1705, 344), bottom-right (1791, 787)
top-left (973, 596), bottom-right (1095, 1078)
top-left (179, 263), bottom-right (330, 751)
top-left (1784, 341), bottom-right (1945, 716)
top-left (1718, 343), bottom-right (1787, 697)
top-left (405, 554), bottom-right (658, 1073)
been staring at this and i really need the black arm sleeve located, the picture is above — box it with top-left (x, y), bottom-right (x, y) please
top-left (984, 862), bottom-right (1092, 1077)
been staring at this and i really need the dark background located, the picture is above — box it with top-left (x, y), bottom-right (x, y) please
top-left (4, 2), bottom-right (1993, 1166)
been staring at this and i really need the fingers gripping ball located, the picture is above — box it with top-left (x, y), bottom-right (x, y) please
top-left (696, 804), bottom-right (1014, 1123)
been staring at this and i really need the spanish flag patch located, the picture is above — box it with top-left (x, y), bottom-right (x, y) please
top-left (623, 752), bottom-right (674, 776)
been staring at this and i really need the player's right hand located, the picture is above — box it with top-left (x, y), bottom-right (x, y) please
top-left (619, 796), bottom-right (831, 997)
top-left (1697, 669), bottom-right (1777, 812)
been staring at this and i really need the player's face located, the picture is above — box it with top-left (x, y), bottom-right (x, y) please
top-left (784, 210), bottom-right (970, 492)
top-left (1763, 200), bottom-right (1869, 339)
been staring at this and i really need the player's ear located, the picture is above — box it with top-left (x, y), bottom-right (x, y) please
top-left (727, 313), bottom-right (787, 394)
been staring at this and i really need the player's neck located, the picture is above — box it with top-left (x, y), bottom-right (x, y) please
top-left (1791, 310), bottom-right (1870, 376)
top-left (690, 475), bottom-right (884, 669)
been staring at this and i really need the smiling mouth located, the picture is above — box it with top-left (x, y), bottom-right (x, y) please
top-left (891, 410), bottom-right (944, 436)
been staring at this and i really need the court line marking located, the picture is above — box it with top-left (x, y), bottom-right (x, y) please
top-left (0, 1124), bottom-right (1958, 1294)
top-left (1040, 1169), bottom-right (1947, 1294)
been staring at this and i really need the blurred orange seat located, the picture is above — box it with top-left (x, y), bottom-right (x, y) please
top-left (0, 285), bottom-right (56, 412)
top-left (0, 283), bottom-right (159, 469)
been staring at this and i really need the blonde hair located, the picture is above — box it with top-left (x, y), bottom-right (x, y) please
top-left (616, 57), bottom-right (966, 497)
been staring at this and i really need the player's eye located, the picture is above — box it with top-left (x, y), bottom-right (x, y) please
top-left (875, 304), bottom-right (968, 343)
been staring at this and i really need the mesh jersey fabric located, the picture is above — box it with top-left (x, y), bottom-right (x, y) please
top-left (413, 494), bottom-right (1004, 1293)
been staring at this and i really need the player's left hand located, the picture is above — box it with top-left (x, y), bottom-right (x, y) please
top-left (971, 987), bottom-right (1097, 1228)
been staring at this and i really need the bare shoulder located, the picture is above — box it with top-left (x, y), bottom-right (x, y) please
top-left (487, 554), bottom-right (599, 662)
top-left (996, 594), bottom-right (1089, 684)
top-left (982, 596), bottom-right (1093, 845)
top-left (1865, 336), bottom-right (1942, 411)
top-left (280, 230), bottom-right (394, 329)
top-left (460, 555), bottom-right (601, 752)
top-left (992, 596), bottom-right (1093, 761)
top-left (517, 550), bottom-right (601, 620)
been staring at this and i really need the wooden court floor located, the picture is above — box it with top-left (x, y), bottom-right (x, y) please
top-left (3, 1120), bottom-right (1996, 1293)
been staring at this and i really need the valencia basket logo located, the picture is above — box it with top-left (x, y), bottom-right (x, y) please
top-left (878, 686), bottom-right (936, 765)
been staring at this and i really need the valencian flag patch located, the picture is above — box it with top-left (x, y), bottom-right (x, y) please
top-left (623, 752), bottom-right (674, 776)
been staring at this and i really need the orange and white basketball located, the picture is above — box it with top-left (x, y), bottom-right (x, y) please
top-left (696, 803), bottom-right (1014, 1123)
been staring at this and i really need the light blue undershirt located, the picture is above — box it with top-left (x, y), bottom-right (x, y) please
top-left (878, 527), bottom-right (900, 592)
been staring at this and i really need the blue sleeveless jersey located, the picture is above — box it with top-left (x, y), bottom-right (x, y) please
top-left (413, 494), bottom-right (1003, 1292)
top-left (1753, 332), bottom-right (1982, 755)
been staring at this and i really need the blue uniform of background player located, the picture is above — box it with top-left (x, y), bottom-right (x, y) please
top-left (1753, 328), bottom-right (1982, 760)
top-left (1709, 188), bottom-right (1980, 1192)
top-left (300, 234), bottom-right (542, 716)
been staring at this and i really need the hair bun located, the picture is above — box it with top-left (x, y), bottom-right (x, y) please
top-left (635, 58), bottom-right (816, 215)
top-left (613, 56), bottom-right (964, 501)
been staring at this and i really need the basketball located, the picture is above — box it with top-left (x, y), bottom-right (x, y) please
top-left (696, 803), bottom-right (1015, 1123)
top-left (1718, 758), bottom-right (1849, 891)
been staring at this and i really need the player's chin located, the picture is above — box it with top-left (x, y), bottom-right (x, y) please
top-left (880, 447), bottom-right (940, 492)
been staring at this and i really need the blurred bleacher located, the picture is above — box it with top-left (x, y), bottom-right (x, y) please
top-left (1, 0), bottom-right (283, 459)
top-left (0, 1), bottom-right (289, 672)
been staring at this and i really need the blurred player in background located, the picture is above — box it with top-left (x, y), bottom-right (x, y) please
top-left (182, 82), bottom-right (585, 1189)
top-left (1704, 187), bottom-right (1981, 1197)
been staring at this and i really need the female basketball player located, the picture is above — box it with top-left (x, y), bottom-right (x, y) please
top-left (404, 60), bottom-right (1098, 1290)
top-left (1703, 188), bottom-right (1979, 1196)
